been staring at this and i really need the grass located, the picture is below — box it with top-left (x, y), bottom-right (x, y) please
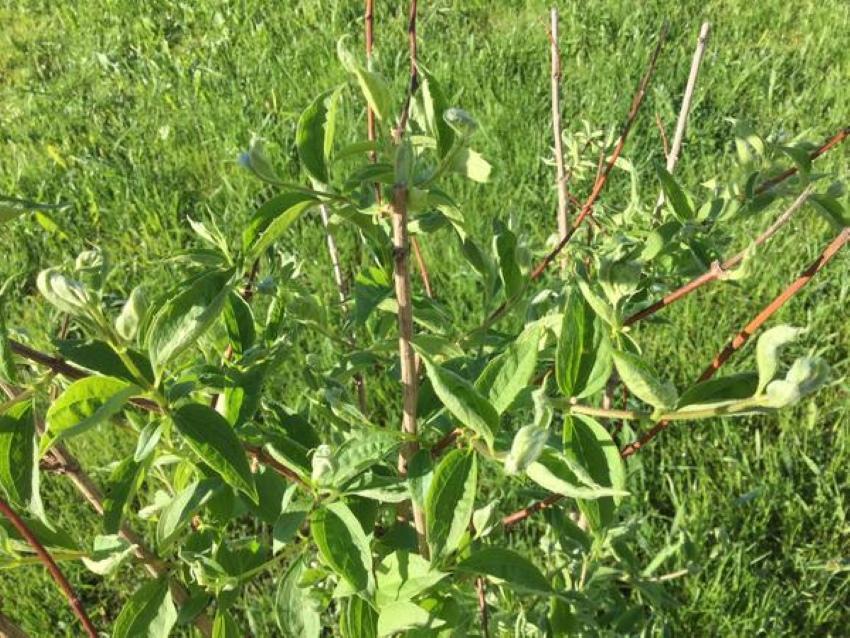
top-left (1, 0), bottom-right (849, 635)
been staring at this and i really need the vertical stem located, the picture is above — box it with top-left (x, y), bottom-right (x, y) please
top-left (390, 183), bottom-right (427, 557)
top-left (654, 22), bottom-right (710, 216)
top-left (0, 612), bottom-right (30, 638)
top-left (476, 576), bottom-right (490, 637)
top-left (0, 497), bottom-right (98, 638)
top-left (549, 8), bottom-right (569, 250)
top-left (320, 204), bottom-right (369, 414)
top-left (365, 0), bottom-right (378, 169)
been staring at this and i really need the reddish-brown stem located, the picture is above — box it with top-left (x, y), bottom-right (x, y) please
top-left (365, 0), bottom-right (377, 166)
top-left (430, 428), bottom-right (462, 458)
top-left (0, 497), bottom-right (98, 637)
top-left (624, 186), bottom-right (813, 326)
top-left (754, 126), bottom-right (849, 196)
top-left (502, 493), bottom-right (563, 527)
top-left (0, 611), bottom-right (30, 638)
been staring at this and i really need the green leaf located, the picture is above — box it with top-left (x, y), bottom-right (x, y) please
top-left (504, 424), bottom-right (549, 475)
top-left (809, 194), bottom-right (850, 229)
top-left (337, 38), bottom-right (392, 121)
top-left (311, 501), bottom-right (374, 593)
top-left (242, 191), bottom-right (318, 251)
top-left (55, 340), bottom-right (153, 386)
top-left (756, 325), bottom-right (806, 393)
top-left (677, 372), bottom-right (759, 409)
top-left (212, 610), bottom-right (240, 638)
top-left (526, 449), bottom-right (626, 500)
top-left (156, 478), bottom-right (218, 549)
top-left (146, 268), bottom-right (233, 373)
top-left (248, 198), bottom-right (317, 261)
top-left (36, 268), bottom-right (96, 317)
top-left (45, 375), bottom-right (139, 445)
top-left (418, 68), bottom-right (455, 158)
top-left (116, 286), bottom-right (148, 343)
top-left (425, 449), bottom-right (477, 560)
top-left (494, 226), bottom-right (522, 299)
top-left (331, 429), bottom-right (403, 487)
top-left (556, 288), bottom-right (585, 398)
top-left (376, 551), bottom-right (448, 606)
top-left (418, 354), bottom-right (498, 449)
top-left (103, 455), bottom-right (146, 534)
top-left (222, 291), bottom-right (256, 357)
top-left (113, 578), bottom-right (178, 638)
top-left (475, 324), bottom-right (542, 414)
top-left (340, 596), bottom-right (378, 638)
top-left (655, 163), bottom-right (695, 220)
top-left (765, 356), bottom-right (830, 408)
top-left (0, 195), bottom-right (66, 224)
top-left (272, 509), bottom-right (307, 554)
top-left (171, 404), bottom-right (258, 503)
top-left (297, 90), bottom-right (338, 184)
top-left (82, 534), bottom-right (134, 576)
top-left (612, 350), bottom-right (678, 410)
top-left (377, 601), bottom-right (444, 637)
top-left (563, 414), bottom-right (626, 532)
top-left (0, 316), bottom-right (17, 384)
top-left (456, 547), bottom-right (551, 594)
top-left (451, 148), bottom-right (491, 183)
top-left (0, 400), bottom-right (36, 507)
top-left (275, 555), bottom-right (321, 638)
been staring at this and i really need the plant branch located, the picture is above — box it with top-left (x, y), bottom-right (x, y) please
top-left (625, 186), bottom-right (813, 326)
top-left (621, 225), bottom-right (850, 457)
top-left (476, 576), bottom-right (490, 637)
top-left (653, 22), bottom-right (710, 217)
top-left (390, 183), bottom-right (428, 557)
top-left (549, 8), bottom-right (570, 249)
top-left (365, 0), bottom-right (377, 166)
top-left (0, 497), bottom-right (98, 637)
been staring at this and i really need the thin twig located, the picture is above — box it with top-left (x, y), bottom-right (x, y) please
top-left (476, 576), bottom-right (490, 637)
top-left (625, 186), bottom-right (813, 326)
top-left (655, 112), bottom-right (670, 160)
top-left (621, 225), bottom-right (850, 458)
top-left (549, 8), bottom-right (570, 251)
top-left (365, 0), bottom-right (377, 167)
top-left (0, 497), bottom-right (98, 637)
top-left (653, 22), bottom-right (710, 217)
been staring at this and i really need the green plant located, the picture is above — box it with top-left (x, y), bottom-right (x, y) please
top-left (1, 4), bottom-right (848, 637)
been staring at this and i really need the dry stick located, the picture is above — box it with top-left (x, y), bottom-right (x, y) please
top-left (365, 0), bottom-right (378, 165)
top-left (0, 497), bottom-right (98, 638)
top-left (655, 112), bottom-right (670, 160)
top-left (620, 225), bottom-right (850, 458)
top-left (503, 224), bottom-right (850, 527)
top-left (653, 22), bottom-right (710, 217)
top-left (625, 186), bottom-right (813, 326)
top-left (0, 612), bottom-right (30, 638)
top-left (549, 8), bottom-right (570, 252)
top-left (478, 24), bottom-right (668, 331)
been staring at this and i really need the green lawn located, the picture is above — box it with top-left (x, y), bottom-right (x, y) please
top-left (1, 0), bottom-right (849, 635)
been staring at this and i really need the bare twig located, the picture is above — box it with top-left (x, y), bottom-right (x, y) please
top-left (653, 22), bottom-right (710, 217)
top-left (476, 576), bottom-right (490, 637)
top-left (549, 8), bottom-right (570, 250)
top-left (621, 225), bottom-right (850, 458)
top-left (655, 112), bottom-right (670, 160)
top-left (625, 186), bottom-right (813, 326)
top-left (0, 497), bottom-right (98, 637)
